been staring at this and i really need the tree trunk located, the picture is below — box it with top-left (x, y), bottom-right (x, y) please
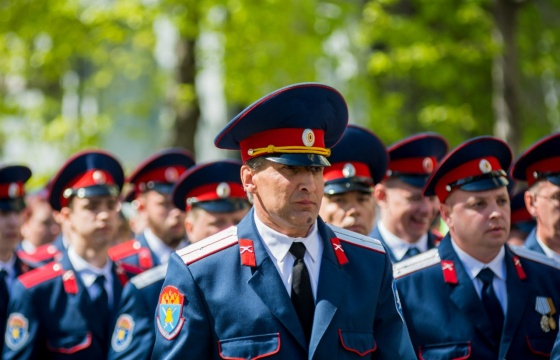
top-left (492, 0), bottom-right (523, 155)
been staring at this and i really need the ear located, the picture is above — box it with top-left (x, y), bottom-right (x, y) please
top-left (184, 215), bottom-right (194, 238)
top-left (439, 201), bottom-right (452, 228)
top-left (241, 165), bottom-right (257, 196)
top-left (373, 183), bottom-right (387, 206)
top-left (524, 191), bottom-right (537, 217)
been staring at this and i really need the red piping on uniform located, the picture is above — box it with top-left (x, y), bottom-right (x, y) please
top-left (46, 332), bottom-right (92, 354)
top-left (526, 336), bottom-right (550, 356)
top-left (217, 333), bottom-right (281, 359)
top-left (338, 239), bottom-right (385, 254)
top-left (338, 329), bottom-right (377, 356)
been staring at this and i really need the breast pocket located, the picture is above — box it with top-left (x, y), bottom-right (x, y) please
top-left (338, 329), bottom-right (377, 357)
top-left (46, 332), bottom-right (92, 354)
top-left (526, 333), bottom-right (557, 357)
top-left (218, 333), bottom-right (280, 360)
top-left (418, 341), bottom-right (471, 360)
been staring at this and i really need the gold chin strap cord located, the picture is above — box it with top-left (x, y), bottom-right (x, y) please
top-left (248, 145), bottom-right (331, 157)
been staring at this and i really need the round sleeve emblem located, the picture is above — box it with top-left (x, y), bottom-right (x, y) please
top-left (302, 129), bottom-right (315, 147)
top-left (5, 313), bottom-right (30, 351)
top-left (111, 314), bottom-right (135, 352)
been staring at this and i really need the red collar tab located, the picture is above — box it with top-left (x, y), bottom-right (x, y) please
top-left (239, 239), bottom-right (256, 267)
top-left (388, 156), bottom-right (437, 176)
top-left (185, 182), bottom-right (246, 211)
top-left (116, 264), bottom-right (129, 286)
top-left (323, 162), bottom-right (372, 183)
top-left (513, 256), bottom-right (527, 280)
top-left (239, 128), bottom-right (326, 162)
top-left (435, 156), bottom-right (503, 202)
top-left (441, 260), bottom-right (458, 284)
top-left (330, 238), bottom-right (349, 265)
top-left (0, 182), bottom-right (24, 200)
top-left (62, 270), bottom-right (78, 294)
top-left (138, 248), bottom-right (154, 270)
top-left (526, 156), bottom-right (560, 186)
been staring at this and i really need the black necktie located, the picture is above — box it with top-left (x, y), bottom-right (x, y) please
top-left (92, 275), bottom-right (110, 336)
top-left (0, 269), bottom-right (9, 317)
top-left (290, 242), bottom-right (315, 343)
top-left (477, 268), bottom-right (504, 342)
top-left (402, 247), bottom-right (420, 260)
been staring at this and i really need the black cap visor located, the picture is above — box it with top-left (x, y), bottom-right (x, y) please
top-left (0, 198), bottom-right (26, 212)
top-left (263, 153), bottom-right (330, 167)
top-left (193, 199), bottom-right (250, 213)
top-left (324, 178), bottom-right (373, 195)
top-left (453, 173), bottom-right (509, 193)
top-left (64, 185), bottom-right (120, 201)
top-left (542, 174), bottom-right (560, 187)
top-left (141, 182), bottom-right (174, 195)
top-left (389, 174), bottom-right (429, 189)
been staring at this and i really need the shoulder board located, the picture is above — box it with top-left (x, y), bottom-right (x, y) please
top-left (131, 264), bottom-right (168, 290)
top-left (108, 239), bottom-right (144, 261)
top-left (393, 248), bottom-right (441, 279)
top-left (177, 226), bottom-right (238, 265)
top-left (510, 245), bottom-right (560, 270)
top-left (21, 244), bottom-right (60, 262)
top-left (18, 262), bottom-right (64, 289)
top-left (327, 224), bottom-right (385, 254)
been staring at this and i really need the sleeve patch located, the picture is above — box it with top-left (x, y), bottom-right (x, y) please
top-left (156, 286), bottom-right (186, 340)
top-left (111, 314), bottom-right (135, 352)
top-left (5, 313), bottom-right (30, 351)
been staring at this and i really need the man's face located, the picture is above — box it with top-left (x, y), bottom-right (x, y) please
top-left (139, 191), bottom-right (186, 248)
top-left (375, 179), bottom-right (439, 243)
top-left (242, 160), bottom-right (324, 237)
top-left (64, 195), bottom-right (119, 250)
top-left (526, 181), bottom-right (560, 243)
top-left (319, 191), bottom-right (375, 236)
top-left (21, 201), bottom-right (60, 247)
top-left (441, 187), bottom-right (510, 262)
top-left (185, 207), bottom-right (249, 243)
top-left (0, 210), bottom-right (23, 255)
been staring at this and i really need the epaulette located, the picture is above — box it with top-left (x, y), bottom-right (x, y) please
top-left (131, 264), bottom-right (168, 290)
top-left (327, 224), bottom-right (385, 254)
top-left (177, 226), bottom-right (238, 265)
top-left (510, 245), bottom-right (560, 270)
top-left (18, 244), bottom-right (60, 262)
top-left (108, 239), bottom-right (144, 261)
top-left (393, 248), bottom-right (441, 279)
top-left (18, 262), bottom-right (64, 289)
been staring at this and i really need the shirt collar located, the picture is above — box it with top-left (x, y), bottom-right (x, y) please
top-left (68, 246), bottom-right (113, 287)
top-left (144, 228), bottom-right (187, 264)
top-left (536, 235), bottom-right (560, 262)
top-left (377, 221), bottom-right (428, 260)
top-left (0, 253), bottom-right (16, 278)
top-left (254, 213), bottom-right (320, 263)
top-left (450, 238), bottom-right (506, 281)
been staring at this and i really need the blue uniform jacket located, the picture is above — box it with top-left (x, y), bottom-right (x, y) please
top-left (394, 234), bottom-right (560, 359)
top-left (151, 209), bottom-right (415, 359)
top-left (108, 264), bottom-right (167, 360)
top-left (369, 224), bottom-right (439, 263)
top-left (524, 227), bottom-right (546, 255)
top-left (2, 252), bottom-right (127, 360)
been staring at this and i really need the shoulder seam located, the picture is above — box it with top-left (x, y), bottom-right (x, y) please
top-left (393, 249), bottom-right (441, 279)
top-left (131, 264), bottom-right (168, 289)
top-left (178, 226), bottom-right (239, 265)
top-left (510, 245), bottom-right (560, 270)
top-left (108, 239), bottom-right (142, 261)
top-left (327, 224), bottom-right (386, 254)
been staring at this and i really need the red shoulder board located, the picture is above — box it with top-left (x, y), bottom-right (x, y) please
top-left (330, 238), bottom-right (349, 266)
top-left (24, 244), bottom-right (61, 262)
top-left (239, 239), bottom-right (256, 267)
top-left (62, 270), bottom-right (78, 294)
top-left (18, 262), bottom-right (64, 289)
top-left (108, 239), bottom-right (153, 268)
top-left (441, 260), bottom-right (458, 284)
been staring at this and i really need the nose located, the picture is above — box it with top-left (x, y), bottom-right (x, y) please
top-left (298, 168), bottom-right (318, 193)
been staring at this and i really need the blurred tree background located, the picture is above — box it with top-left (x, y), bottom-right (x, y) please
top-left (1, 0), bottom-right (559, 187)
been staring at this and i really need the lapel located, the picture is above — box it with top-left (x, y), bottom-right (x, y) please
top-left (309, 218), bottom-right (350, 359)
top-left (439, 236), bottom-right (499, 348)
top-left (240, 210), bottom-right (308, 351)
top-left (499, 246), bottom-right (530, 359)
top-left (371, 224), bottom-right (397, 263)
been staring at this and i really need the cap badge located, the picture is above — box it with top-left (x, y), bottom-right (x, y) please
top-left (216, 182), bottom-right (231, 198)
top-left (479, 159), bottom-right (492, 173)
top-left (93, 170), bottom-right (107, 185)
top-left (302, 129), bottom-right (315, 147)
top-left (342, 163), bottom-right (356, 178)
top-left (165, 167), bottom-right (179, 182)
top-left (423, 157), bottom-right (434, 173)
top-left (8, 183), bottom-right (19, 198)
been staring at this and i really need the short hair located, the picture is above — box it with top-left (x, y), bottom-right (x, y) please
top-left (243, 157), bottom-right (268, 204)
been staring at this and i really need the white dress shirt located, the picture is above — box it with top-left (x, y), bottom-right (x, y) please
top-left (536, 235), bottom-right (560, 262)
top-left (144, 228), bottom-right (189, 265)
top-left (451, 239), bottom-right (508, 314)
top-left (68, 247), bottom-right (115, 307)
top-left (377, 221), bottom-right (428, 261)
top-left (255, 214), bottom-right (323, 301)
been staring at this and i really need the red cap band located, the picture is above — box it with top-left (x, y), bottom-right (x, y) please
top-left (526, 156), bottom-right (560, 186)
top-left (0, 182), bottom-right (24, 200)
top-left (323, 162), bottom-right (371, 182)
top-left (389, 156), bottom-right (437, 175)
top-left (185, 182), bottom-right (246, 210)
top-left (134, 166), bottom-right (187, 186)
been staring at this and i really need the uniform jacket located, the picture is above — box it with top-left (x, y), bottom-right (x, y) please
top-left (369, 224), bottom-right (440, 263)
top-left (0, 253), bottom-right (34, 351)
top-left (524, 227), bottom-right (546, 256)
top-left (552, 332), bottom-right (560, 359)
top-left (108, 264), bottom-right (167, 360)
top-left (394, 234), bottom-right (560, 359)
top-left (108, 233), bottom-right (160, 276)
top-left (2, 252), bottom-right (128, 360)
top-left (151, 209), bottom-right (415, 359)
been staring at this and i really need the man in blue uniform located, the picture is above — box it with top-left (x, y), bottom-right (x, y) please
top-left (0, 165), bottom-right (35, 351)
top-left (151, 83), bottom-right (415, 359)
top-left (394, 136), bottom-right (560, 359)
top-left (108, 148), bottom-right (195, 274)
top-left (319, 124), bottom-right (387, 236)
top-left (371, 133), bottom-right (448, 262)
top-left (3, 150), bottom-right (130, 359)
top-left (510, 132), bottom-right (560, 260)
top-left (108, 159), bottom-right (250, 360)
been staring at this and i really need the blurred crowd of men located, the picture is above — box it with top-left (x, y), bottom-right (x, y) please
top-left (0, 82), bottom-right (559, 359)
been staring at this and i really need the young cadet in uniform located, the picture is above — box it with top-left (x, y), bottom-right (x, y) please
top-left (3, 150), bottom-right (130, 360)
top-left (510, 132), bottom-right (560, 260)
top-left (371, 133), bottom-right (448, 262)
top-left (0, 165), bottom-right (35, 351)
top-left (151, 83), bottom-right (415, 359)
top-left (108, 148), bottom-right (195, 274)
top-left (319, 124), bottom-right (387, 236)
top-left (108, 159), bottom-right (250, 360)
top-left (394, 136), bottom-right (560, 359)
